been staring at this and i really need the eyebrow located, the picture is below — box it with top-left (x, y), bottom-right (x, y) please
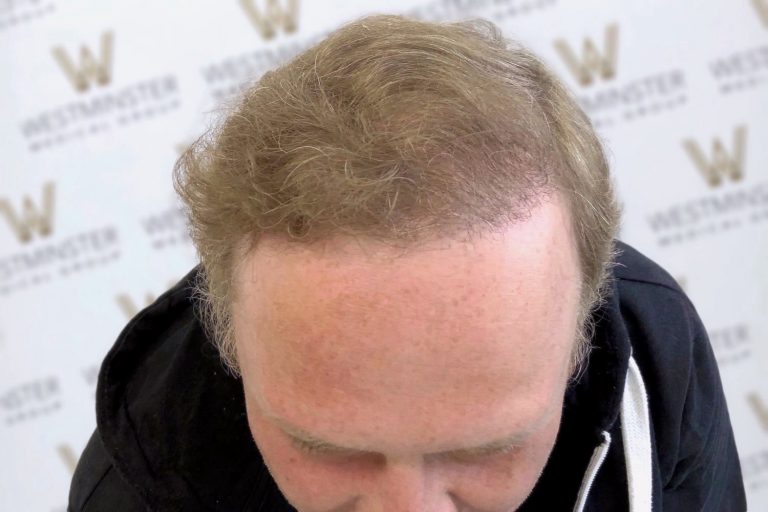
top-left (271, 416), bottom-right (533, 458)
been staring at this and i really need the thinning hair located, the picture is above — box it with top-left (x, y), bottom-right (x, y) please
top-left (173, 14), bottom-right (621, 378)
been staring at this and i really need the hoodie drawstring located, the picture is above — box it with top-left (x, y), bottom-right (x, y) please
top-left (620, 356), bottom-right (653, 511)
top-left (572, 431), bottom-right (612, 512)
top-left (572, 355), bottom-right (653, 512)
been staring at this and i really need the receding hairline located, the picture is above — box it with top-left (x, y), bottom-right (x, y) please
top-left (175, 14), bottom-right (621, 377)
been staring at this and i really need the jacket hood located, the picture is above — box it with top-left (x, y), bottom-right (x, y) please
top-left (96, 268), bottom-right (290, 510)
top-left (95, 245), bottom-right (635, 511)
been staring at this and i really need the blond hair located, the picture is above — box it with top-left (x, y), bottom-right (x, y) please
top-left (173, 14), bottom-right (621, 377)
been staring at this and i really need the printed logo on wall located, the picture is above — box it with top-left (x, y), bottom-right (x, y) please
top-left (407, 0), bottom-right (559, 25)
top-left (141, 207), bottom-right (193, 251)
top-left (742, 448), bottom-right (768, 493)
top-left (78, 363), bottom-right (100, 400)
top-left (20, 30), bottom-right (182, 153)
top-left (0, 0), bottom-right (56, 31)
top-left (647, 125), bottom-right (768, 247)
top-left (202, 0), bottom-right (313, 102)
top-left (709, 39), bottom-right (767, 96)
top-left (0, 184), bottom-right (121, 297)
top-left (553, 23), bottom-right (687, 129)
top-left (554, 23), bottom-right (618, 87)
top-left (239, 0), bottom-right (299, 40)
top-left (754, 0), bottom-right (768, 26)
top-left (683, 125), bottom-right (747, 188)
top-left (116, 292), bottom-right (160, 319)
top-left (0, 182), bottom-right (55, 244)
top-left (57, 444), bottom-right (79, 473)
top-left (710, 324), bottom-right (752, 367)
top-left (0, 376), bottom-right (61, 426)
top-left (116, 279), bottom-right (180, 319)
top-left (51, 31), bottom-right (113, 93)
top-left (748, 392), bottom-right (768, 432)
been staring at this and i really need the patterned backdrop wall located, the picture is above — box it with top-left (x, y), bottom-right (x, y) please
top-left (1, 0), bottom-right (766, 510)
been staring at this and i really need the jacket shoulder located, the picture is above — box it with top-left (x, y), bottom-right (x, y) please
top-left (68, 429), bottom-right (147, 512)
top-left (610, 241), bottom-right (746, 510)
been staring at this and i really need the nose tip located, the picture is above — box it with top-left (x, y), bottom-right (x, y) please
top-left (329, 496), bottom-right (360, 512)
top-left (356, 485), bottom-right (493, 512)
top-left (361, 491), bottom-right (463, 512)
top-left (328, 457), bottom-right (494, 512)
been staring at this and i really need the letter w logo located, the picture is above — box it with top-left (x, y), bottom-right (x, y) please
top-left (51, 31), bottom-right (114, 93)
top-left (754, 0), bottom-right (768, 27)
top-left (239, 0), bottom-right (299, 40)
top-left (748, 393), bottom-right (768, 432)
top-left (57, 444), bottom-right (79, 474)
top-left (682, 125), bottom-right (747, 188)
top-left (115, 279), bottom-right (178, 319)
top-left (554, 23), bottom-right (619, 87)
top-left (0, 183), bottom-right (56, 243)
top-left (115, 292), bottom-right (158, 319)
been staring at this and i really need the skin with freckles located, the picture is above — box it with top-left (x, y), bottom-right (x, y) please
top-left (232, 195), bottom-right (583, 512)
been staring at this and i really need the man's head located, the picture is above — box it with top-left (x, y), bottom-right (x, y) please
top-left (174, 13), bottom-right (620, 510)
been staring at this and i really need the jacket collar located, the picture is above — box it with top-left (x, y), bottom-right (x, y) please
top-left (97, 266), bottom-right (294, 510)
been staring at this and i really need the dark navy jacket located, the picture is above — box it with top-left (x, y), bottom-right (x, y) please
top-left (68, 241), bottom-right (747, 511)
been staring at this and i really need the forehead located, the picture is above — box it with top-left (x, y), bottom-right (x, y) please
top-left (232, 198), bottom-right (580, 453)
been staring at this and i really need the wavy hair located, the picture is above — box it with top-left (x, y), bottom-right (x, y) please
top-left (174, 14), bottom-right (621, 378)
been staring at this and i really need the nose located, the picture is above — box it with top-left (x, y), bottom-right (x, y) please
top-left (367, 457), bottom-right (456, 512)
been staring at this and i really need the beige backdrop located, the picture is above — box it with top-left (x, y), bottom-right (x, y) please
top-left (1, 0), bottom-right (766, 510)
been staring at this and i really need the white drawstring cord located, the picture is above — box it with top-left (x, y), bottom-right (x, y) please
top-left (572, 431), bottom-right (612, 512)
top-left (621, 356), bottom-right (653, 511)
top-left (571, 355), bottom-right (653, 511)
